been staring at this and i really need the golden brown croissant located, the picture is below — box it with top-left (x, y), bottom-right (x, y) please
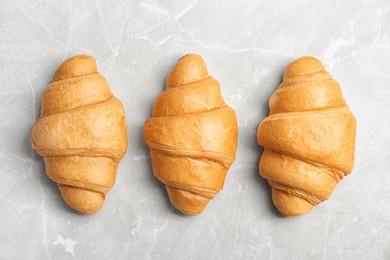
top-left (31, 54), bottom-right (128, 215)
top-left (257, 56), bottom-right (356, 217)
top-left (144, 54), bottom-right (238, 216)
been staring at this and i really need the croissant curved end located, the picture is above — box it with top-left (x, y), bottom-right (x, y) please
top-left (166, 186), bottom-right (210, 216)
top-left (53, 54), bottom-right (97, 82)
top-left (166, 54), bottom-right (209, 89)
top-left (283, 56), bottom-right (326, 80)
top-left (272, 188), bottom-right (314, 217)
top-left (58, 184), bottom-right (104, 215)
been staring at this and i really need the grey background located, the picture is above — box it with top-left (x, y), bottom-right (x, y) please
top-left (1, 0), bottom-right (389, 259)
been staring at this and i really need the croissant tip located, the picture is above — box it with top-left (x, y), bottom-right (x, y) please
top-left (271, 188), bottom-right (314, 217)
top-left (58, 184), bottom-right (105, 215)
top-left (166, 186), bottom-right (209, 216)
top-left (283, 56), bottom-right (326, 80)
top-left (53, 54), bottom-right (97, 82)
top-left (166, 53), bottom-right (209, 89)
top-left (179, 53), bottom-right (202, 62)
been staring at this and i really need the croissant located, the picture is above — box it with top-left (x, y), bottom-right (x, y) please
top-left (144, 54), bottom-right (238, 216)
top-left (257, 56), bottom-right (356, 217)
top-left (31, 54), bottom-right (128, 215)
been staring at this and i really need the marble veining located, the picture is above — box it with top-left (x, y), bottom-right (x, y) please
top-left (1, 0), bottom-right (390, 259)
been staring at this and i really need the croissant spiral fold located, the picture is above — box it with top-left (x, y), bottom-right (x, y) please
top-left (257, 56), bottom-right (356, 217)
top-left (144, 54), bottom-right (238, 216)
top-left (31, 54), bottom-right (128, 215)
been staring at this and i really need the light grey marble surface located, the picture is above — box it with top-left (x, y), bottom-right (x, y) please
top-left (1, 0), bottom-right (389, 259)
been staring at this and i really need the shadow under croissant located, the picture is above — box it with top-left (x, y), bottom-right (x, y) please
top-left (139, 58), bottom-right (198, 217)
top-left (25, 68), bottom-right (83, 215)
top-left (30, 149), bottom-right (82, 215)
top-left (140, 135), bottom-right (198, 217)
top-left (254, 76), bottom-right (285, 218)
top-left (254, 146), bottom-right (284, 218)
top-left (135, 113), bottom-right (178, 216)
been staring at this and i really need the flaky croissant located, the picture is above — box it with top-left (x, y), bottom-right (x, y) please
top-left (144, 54), bottom-right (238, 216)
top-left (257, 56), bottom-right (356, 217)
top-left (31, 54), bottom-right (128, 215)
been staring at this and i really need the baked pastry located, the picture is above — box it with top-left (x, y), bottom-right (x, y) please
top-left (31, 54), bottom-right (128, 215)
top-left (257, 56), bottom-right (356, 217)
top-left (144, 54), bottom-right (238, 216)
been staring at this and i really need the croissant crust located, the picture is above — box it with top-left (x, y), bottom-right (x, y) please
top-left (31, 54), bottom-right (128, 215)
top-left (257, 56), bottom-right (356, 217)
top-left (144, 54), bottom-right (238, 216)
